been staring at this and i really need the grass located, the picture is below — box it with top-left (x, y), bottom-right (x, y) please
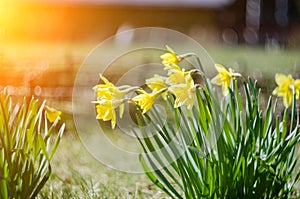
top-left (39, 133), bottom-right (169, 199)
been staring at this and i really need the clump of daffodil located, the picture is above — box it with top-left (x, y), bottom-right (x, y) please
top-left (93, 74), bottom-right (138, 128)
top-left (91, 46), bottom-right (300, 199)
top-left (272, 73), bottom-right (300, 108)
top-left (45, 105), bottom-right (62, 123)
top-left (168, 72), bottom-right (197, 110)
top-left (211, 64), bottom-right (241, 96)
top-left (132, 88), bottom-right (166, 114)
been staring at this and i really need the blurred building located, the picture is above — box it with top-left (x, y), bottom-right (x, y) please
top-left (1, 0), bottom-right (300, 45)
top-left (219, 0), bottom-right (300, 46)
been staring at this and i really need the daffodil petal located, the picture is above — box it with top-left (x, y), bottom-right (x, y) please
top-left (295, 79), bottom-right (300, 89)
top-left (272, 87), bottom-right (279, 96)
top-left (166, 45), bottom-right (175, 54)
top-left (222, 84), bottom-right (230, 96)
top-left (99, 74), bottom-right (113, 86)
top-left (119, 104), bottom-right (124, 118)
top-left (146, 75), bottom-right (167, 92)
top-left (215, 64), bottom-right (228, 74)
top-left (275, 73), bottom-right (289, 86)
top-left (283, 93), bottom-right (292, 108)
top-left (294, 79), bottom-right (300, 99)
top-left (169, 74), bottom-right (195, 109)
top-left (211, 75), bottom-right (223, 85)
top-left (167, 71), bottom-right (186, 85)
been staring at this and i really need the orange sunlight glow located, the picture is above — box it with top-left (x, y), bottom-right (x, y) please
top-left (0, 1), bottom-right (75, 98)
top-left (0, 2), bottom-right (69, 41)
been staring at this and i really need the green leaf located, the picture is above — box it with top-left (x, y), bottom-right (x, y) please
top-left (0, 179), bottom-right (8, 199)
top-left (31, 164), bottom-right (52, 199)
top-left (139, 154), bottom-right (183, 199)
top-left (188, 146), bottom-right (207, 157)
top-left (38, 134), bottom-right (50, 161)
top-left (49, 123), bottom-right (65, 160)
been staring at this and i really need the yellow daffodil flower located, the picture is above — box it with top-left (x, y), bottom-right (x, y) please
top-left (45, 105), bottom-right (62, 123)
top-left (93, 74), bottom-right (139, 128)
top-left (168, 73), bottom-right (196, 109)
top-left (211, 64), bottom-right (241, 96)
top-left (167, 68), bottom-right (201, 86)
top-left (93, 74), bottom-right (124, 101)
top-left (146, 75), bottom-right (167, 91)
top-left (96, 100), bottom-right (116, 128)
top-left (160, 45), bottom-right (182, 69)
top-left (132, 89), bottom-right (164, 114)
top-left (146, 75), bottom-right (168, 100)
top-left (272, 73), bottom-right (300, 108)
top-left (95, 99), bottom-right (125, 129)
top-left (167, 68), bottom-right (188, 85)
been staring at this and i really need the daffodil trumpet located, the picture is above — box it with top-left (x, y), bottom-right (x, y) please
top-left (45, 105), bottom-right (62, 123)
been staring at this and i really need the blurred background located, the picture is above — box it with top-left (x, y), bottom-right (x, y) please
top-left (0, 0), bottom-right (300, 123)
top-left (2, 1), bottom-right (300, 196)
